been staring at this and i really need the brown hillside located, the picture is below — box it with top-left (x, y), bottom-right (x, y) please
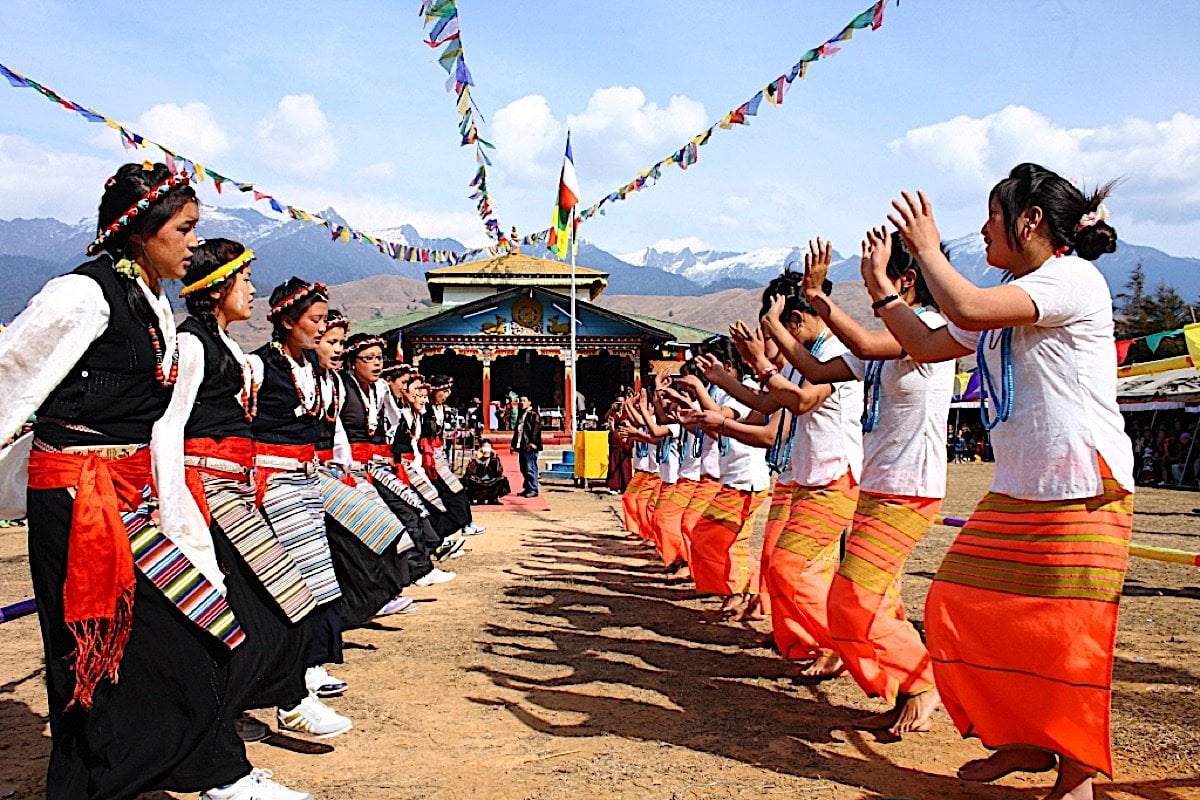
top-left (216, 274), bottom-right (431, 349)
top-left (601, 280), bottom-right (882, 335)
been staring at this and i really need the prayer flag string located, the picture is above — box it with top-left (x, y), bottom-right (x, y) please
top-left (419, 0), bottom-right (506, 247)
top-left (0, 61), bottom-right (500, 265)
top-left (518, 0), bottom-right (896, 251)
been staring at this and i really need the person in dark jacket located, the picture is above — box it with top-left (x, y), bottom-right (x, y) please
top-left (511, 395), bottom-right (542, 497)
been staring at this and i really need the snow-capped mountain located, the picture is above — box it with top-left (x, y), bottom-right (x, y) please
top-left (621, 245), bottom-right (815, 286)
top-left (627, 232), bottom-right (1200, 301)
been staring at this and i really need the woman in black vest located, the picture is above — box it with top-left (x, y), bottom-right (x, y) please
top-left (153, 238), bottom-right (317, 796)
top-left (312, 327), bottom-right (416, 624)
top-left (390, 366), bottom-right (459, 585)
top-left (423, 375), bottom-right (486, 538)
top-left (0, 164), bottom-right (297, 800)
top-left (250, 278), bottom-right (352, 739)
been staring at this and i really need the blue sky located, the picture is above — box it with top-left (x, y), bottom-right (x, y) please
top-left (2, 1), bottom-right (1199, 261)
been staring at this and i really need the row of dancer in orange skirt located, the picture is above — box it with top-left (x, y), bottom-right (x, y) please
top-left (618, 163), bottom-right (1135, 800)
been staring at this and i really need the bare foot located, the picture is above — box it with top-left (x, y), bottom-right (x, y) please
top-left (666, 564), bottom-right (691, 583)
top-left (889, 689), bottom-right (939, 735)
top-left (1043, 758), bottom-right (1094, 800)
top-left (786, 653), bottom-right (845, 683)
top-left (727, 595), bottom-right (761, 622)
top-left (957, 748), bottom-right (1057, 782)
top-left (719, 595), bottom-right (743, 615)
top-left (851, 706), bottom-right (900, 731)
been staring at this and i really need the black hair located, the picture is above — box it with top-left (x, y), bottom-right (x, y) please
top-left (182, 238), bottom-right (247, 386)
top-left (95, 162), bottom-right (198, 260)
top-left (268, 277), bottom-right (326, 343)
top-left (342, 332), bottom-right (383, 365)
top-left (759, 268), bottom-right (822, 322)
top-left (700, 336), bottom-right (749, 377)
top-left (183, 238), bottom-right (247, 339)
top-left (990, 162), bottom-right (1118, 261)
top-left (883, 231), bottom-right (939, 308)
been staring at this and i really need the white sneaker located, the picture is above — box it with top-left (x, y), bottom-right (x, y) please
top-left (277, 696), bottom-right (352, 738)
top-left (304, 665), bottom-right (347, 697)
top-left (202, 769), bottom-right (313, 800)
top-left (462, 523), bottom-right (486, 535)
top-left (414, 567), bottom-right (457, 587)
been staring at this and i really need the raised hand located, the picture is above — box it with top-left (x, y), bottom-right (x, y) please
top-left (802, 237), bottom-right (833, 299)
top-left (678, 370), bottom-right (709, 396)
top-left (759, 295), bottom-right (788, 341)
top-left (887, 190), bottom-right (942, 259)
top-left (860, 225), bottom-right (894, 301)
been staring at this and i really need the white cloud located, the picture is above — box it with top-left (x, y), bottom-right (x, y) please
top-left (0, 135), bottom-right (110, 222)
top-left (568, 86), bottom-right (708, 182)
top-left (255, 94), bottom-right (338, 176)
top-left (488, 85), bottom-right (710, 195)
top-left (651, 236), bottom-right (708, 252)
top-left (490, 95), bottom-right (563, 189)
top-left (353, 160), bottom-right (397, 182)
top-left (136, 102), bottom-right (230, 161)
top-left (889, 105), bottom-right (1200, 224)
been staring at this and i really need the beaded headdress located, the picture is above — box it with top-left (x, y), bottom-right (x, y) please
top-left (325, 309), bottom-right (349, 330)
top-left (268, 281), bottom-right (328, 322)
top-left (87, 171), bottom-right (192, 256)
top-left (344, 334), bottom-right (387, 358)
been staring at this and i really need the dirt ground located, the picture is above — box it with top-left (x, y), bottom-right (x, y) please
top-left (2, 463), bottom-right (1199, 800)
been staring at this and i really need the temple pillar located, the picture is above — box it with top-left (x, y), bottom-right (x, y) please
top-left (481, 357), bottom-right (492, 433)
top-left (563, 360), bottom-right (574, 435)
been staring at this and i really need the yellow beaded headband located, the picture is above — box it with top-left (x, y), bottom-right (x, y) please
top-left (179, 249), bottom-right (255, 297)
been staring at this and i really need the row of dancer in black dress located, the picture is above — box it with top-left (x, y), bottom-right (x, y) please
top-left (0, 163), bottom-right (485, 800)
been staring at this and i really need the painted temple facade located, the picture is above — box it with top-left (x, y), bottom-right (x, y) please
top-left (357, 250), bottom-right (710, 433)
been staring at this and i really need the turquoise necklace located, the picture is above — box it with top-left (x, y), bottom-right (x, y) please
top-left (862, 307), bottom-right (927, 433)
top-left (977, 326), bottom-right (1014, 430)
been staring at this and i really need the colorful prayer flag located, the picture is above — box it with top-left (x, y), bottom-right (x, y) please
top-left (549, 132), bottom-right (580, 259)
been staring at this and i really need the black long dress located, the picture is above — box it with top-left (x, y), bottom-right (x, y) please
top-left (320, 373), bottom-right (411, 627)
top-left (25, 260), bottom-right (252, 799)
top-left (179, 316), bottom-right (308, 712)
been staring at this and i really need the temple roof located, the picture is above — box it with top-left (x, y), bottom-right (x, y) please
top-left (424, 252), bottom-right (608, 303)
top-left (425, 251), bottom-right (608, 279)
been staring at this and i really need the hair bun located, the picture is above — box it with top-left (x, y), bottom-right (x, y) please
top-left (1073, 222), bottom-right (1117, 261)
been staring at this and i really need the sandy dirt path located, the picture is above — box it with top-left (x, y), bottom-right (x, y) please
top-left (1, 462), bottom-right (1198, 799)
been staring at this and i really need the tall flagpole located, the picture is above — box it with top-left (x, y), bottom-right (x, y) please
top-left (569, 206), bottom-right (577, 443)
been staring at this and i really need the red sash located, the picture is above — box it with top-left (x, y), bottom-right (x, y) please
top-left (28, 447), bottom-right (152, 709)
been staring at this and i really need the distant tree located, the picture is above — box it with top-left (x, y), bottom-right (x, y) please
top-left (1114, 261), bottom-right (1151, 339)
top-left (1115, 261), bottom-right (1192, 360)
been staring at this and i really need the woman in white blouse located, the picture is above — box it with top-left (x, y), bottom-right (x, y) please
top-left (876, 163), bottom-right (1133, 800)
top-left (0, 164), bottom-right (303, 800)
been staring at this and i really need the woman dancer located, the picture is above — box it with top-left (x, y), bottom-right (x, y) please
top-left (877, 164), bottom-right (1133, 800)
top-left (759, 236), bottom-right (952, 728)
top-left (314, 328), bottom-right (416, 626)
top-left (250, 278), bottom-right (353, 737)
top-left (0, 164), bottom-right (308, 800)
top-left (391, 367), bottom-right (459, 585)
top-left (423, 375), bottom-right (486, 537)
top-left (155, 238), bottom-right (322, 794)
top-left (677, 340), bottom-right (772, 617)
